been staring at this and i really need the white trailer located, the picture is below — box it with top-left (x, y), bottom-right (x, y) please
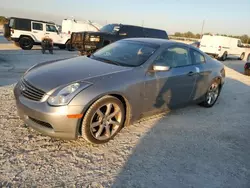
top-left (61, 18), bottom-right (102, 35)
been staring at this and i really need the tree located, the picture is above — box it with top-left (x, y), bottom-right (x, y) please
top-left (239, 35), bottom-right (249, 43)
top-left (0, 16), bottom-right (7, 25)
top-left (174, 32), bottom-right (182, 37)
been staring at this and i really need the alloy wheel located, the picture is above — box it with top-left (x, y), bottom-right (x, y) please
top-left (90, 103), bottom-right (122, 141)
top-left (206, 83), bottom-right (219, 105)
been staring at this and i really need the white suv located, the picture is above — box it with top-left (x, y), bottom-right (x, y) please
top-left (4, 17), bottom-right (71, 50)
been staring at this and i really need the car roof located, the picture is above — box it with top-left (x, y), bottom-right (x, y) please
top-left (8, 17), bottom-right (55, 24)
top-left (123, 38), bottom-right (183, 46)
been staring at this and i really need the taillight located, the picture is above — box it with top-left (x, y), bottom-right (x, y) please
top-left (68, 31), bottom-right (71, 35)
top-left (218, 46), bottom-right (221, 51)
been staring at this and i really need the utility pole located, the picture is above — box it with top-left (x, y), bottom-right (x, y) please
top-left (200, 20), bottom-right (205, 39)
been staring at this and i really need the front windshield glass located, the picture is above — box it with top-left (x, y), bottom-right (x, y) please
top-left (100, 24), bottom-right (120, 33)
top-left (91, 40), bottom-right (159, 67)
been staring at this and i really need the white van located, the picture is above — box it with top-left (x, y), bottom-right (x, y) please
top-left (200, 35), bottom-right (246, 61)
top-left (61, 18), bottom-right (102, 35)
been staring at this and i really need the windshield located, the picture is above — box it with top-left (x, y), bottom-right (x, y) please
top-left (100, 24), bottom-right (120, 33)
top-left (91, 40), bottom-right (159, 67)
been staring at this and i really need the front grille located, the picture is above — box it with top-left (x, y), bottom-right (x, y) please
top-left (20, 79), bottom-right (46, 101)
top-left (29, 117), bottom-right (53, 129)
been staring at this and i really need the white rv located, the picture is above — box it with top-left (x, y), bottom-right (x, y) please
top-left (61, 18), bottom-right (102, 35)
top-left (200, 35), bottom-right (246, 61)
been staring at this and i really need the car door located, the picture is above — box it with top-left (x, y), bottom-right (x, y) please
top-left (31, 21), bottom-right (44, 42)
top-left (189, 48), bottom-right (209, 101)
top-left (45, 24), bottom-right (62, 44)
top-left (143, 45), bottom-right (197, 115)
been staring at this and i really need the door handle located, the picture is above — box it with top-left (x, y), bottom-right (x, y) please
top-left (33, 31), bottom-right (38, 33)
top-left (45, 33), bottom-right (50, 34)
top-left (187, 71), bottom-right (197, 76)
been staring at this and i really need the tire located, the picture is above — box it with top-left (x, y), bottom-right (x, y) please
top-left (239, 53), bottom-right (245, 60)
top-left (247, 54), bottom-right (250, 62)
top-left (66, 40), bottom-right (73, 51)
top-left (245, 62), bottom-right (250, 76)
top-left (220, 52), bottom-right (227, 61)
top-left (81, 95), bottom-right (125, 144)
top-left (19, 37), bottom-right (34, 50)
top-left (199, 80), bottom-right (221, 108)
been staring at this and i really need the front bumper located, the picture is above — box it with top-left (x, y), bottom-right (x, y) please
top-left (14, 84), bottom-right (84, 140)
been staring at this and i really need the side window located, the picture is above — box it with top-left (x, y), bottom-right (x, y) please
top-left (191, 50), bottom-right (205, 64)
top-left (46, 25), bottom-right (57, 32)
top-left (119, 26), bottom-right (143, 37)
top-left (144, 29), bottom-right (166, 39)
top-left (32, 22), bottom-right (43, 31)
top-left (154, 47), bottom-right (191, 68)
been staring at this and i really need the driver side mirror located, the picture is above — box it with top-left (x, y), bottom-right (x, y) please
top-left (150, 63), bottom-right (170, 72)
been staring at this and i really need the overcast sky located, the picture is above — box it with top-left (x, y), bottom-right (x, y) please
top-left (0, 0), bottom-right (249, 35)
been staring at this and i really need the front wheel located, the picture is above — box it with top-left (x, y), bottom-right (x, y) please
top-left (199, 81), bottom-right (221, 108)
top-left (247, 54), bottom-right (250, 62)
top-left (81, 96), bottom-right (125, 144)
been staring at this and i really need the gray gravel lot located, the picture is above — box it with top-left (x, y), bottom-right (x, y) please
top-left (0, 44), bottom-right (250, 187)
top-left (0, 49), bottom-right (77, 86)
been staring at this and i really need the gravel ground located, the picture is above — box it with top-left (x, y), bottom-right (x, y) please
top-left (0, 49), bottom-right (77, 86)
top-left (0, 66), bottom-right (250, 187)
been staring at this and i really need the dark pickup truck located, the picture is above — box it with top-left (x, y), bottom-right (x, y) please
top-left (71, 24), bottom-right (168, 55)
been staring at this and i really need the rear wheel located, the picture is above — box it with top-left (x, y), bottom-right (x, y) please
top-left (199, 80), bottom-right (221, 108)
top-left (19, 37), bottom-right (34, 50)
top-left (81, 96), bottom-right (125, 144)
top-left (239, 53), bottom-right (245, 60)
top-left (220, 52), bottom-right (227, 61)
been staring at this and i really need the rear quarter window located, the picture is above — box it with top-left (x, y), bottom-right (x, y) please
top-left (191, 49), bottom-right (206, 64)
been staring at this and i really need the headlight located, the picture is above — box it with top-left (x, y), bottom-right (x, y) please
top-left (48, 82), bottom-right (91, 106)
top-left (90, 36), bottom-right (100, 42)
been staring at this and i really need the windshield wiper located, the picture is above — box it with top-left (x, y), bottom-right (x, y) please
top-left (91, 55), bottom-right (121, 66)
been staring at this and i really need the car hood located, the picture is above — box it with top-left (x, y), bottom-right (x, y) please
top-left (24, 56), bottom-right (132, 92)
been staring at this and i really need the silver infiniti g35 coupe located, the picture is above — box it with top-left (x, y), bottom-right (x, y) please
top-left (14, 38), bottom-right (225, 144)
